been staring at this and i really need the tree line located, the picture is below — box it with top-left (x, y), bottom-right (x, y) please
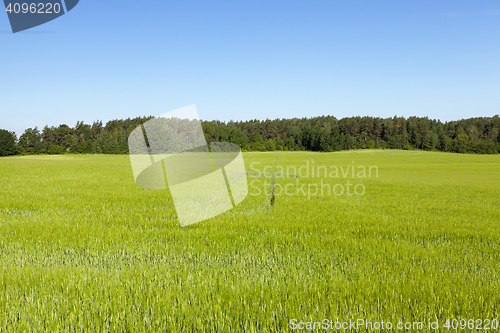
top-left (1, 115), bottom-right (500, 157)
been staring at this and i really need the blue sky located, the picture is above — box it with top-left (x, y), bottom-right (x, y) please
top-left (1, 0), bottom-right (499, 135)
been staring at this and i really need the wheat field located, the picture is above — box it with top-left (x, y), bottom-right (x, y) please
top-left (0, 151), bottom-right (499, 331)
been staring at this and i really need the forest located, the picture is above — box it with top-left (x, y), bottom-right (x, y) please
top-left (1, 115), bottom-right (500, 156)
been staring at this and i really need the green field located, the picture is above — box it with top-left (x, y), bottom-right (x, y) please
top-left (1, 151), bottom-right (499, 332)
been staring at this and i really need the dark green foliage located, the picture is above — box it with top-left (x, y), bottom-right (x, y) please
top-left (18, 127), bottom-right (42, 154)
top-left (452, 134), bottom-right (471, 154)
top-left (250, 131), bottom-right (264, 144)
top-left (0, 129), bottom-right (17, 157)
top-left (10, 114), bottom-right (500, 155)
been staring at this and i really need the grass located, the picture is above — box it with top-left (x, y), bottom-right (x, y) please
top-left (0, 151), bottom-right (499, 332)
